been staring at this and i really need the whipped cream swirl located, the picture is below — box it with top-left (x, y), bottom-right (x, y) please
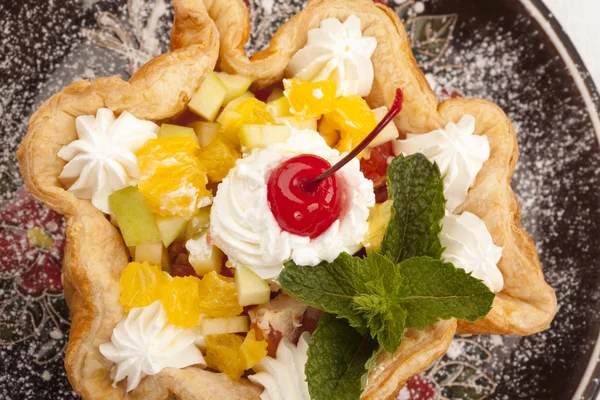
top-left (99, 301), bottom-right (205, 392)
top-left (393, 115), bottom-right (489, 212)
top-left (249, 332), bottom-right (311, 400)
top-left (210, 129), bottom-right (375, 279)
top-left (286, 15), bottom-right (377, 97)
top-left (58, 108), bottom-right (158, 213)
top-left (440, 212), bottom-right (504, 292)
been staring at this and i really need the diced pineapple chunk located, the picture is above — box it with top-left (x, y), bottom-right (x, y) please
top-left (134, 241), bottom-right (166, 267)
top-left (369, 107), bottom-right (400, 147)
top-left (216, 72), bottom-right (253, 105)
top-left (216, 111), bottom-right (243, 143)
top-left (157, 124), bottom-right (199, 144)
top-left (239, 125), bottom-right (291, 150)
top-left (266, 87), bottom-right (284, 103)
top-left (192, 122), bottom-right (221, 148)
top-left (156, 215), bottom-right (189, 247)
top-left (278, 117), bottom-right (318, 131)
top-left (235, 265), bottom-right (270, 306)
top-left (109, 186), bottom-right (162, 246)
top-left (189, 72), bottom-right (227, 122)
top-left (184, 208), bottom-right (211, 241)
top-left (199, 316), bottom-right (250, 336)
top-left (190, 247), bottom-right (222, 276)
top-left (218, 91), bottom-right (256, 121)
top-left (187, 233), bottom-right (223, 276)
top-left (362, 200), bottom-right (393, 254)
top-left (266, 96), bottom-right (292, 118)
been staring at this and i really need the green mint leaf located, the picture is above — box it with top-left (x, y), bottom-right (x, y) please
top-left (398, 257), bottom-right (496, 329)
top-left (281, 253), bottom-right (494, 354)
top-left (382, 153), bottom-right (446, 263)
top-left (280, 253), bottom-right (368, 332)
top-left (306, 314), bottom-right (378, 400)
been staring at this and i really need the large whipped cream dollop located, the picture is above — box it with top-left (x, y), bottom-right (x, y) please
top-left (440, 212), bottom-right (504, 292)
top-left (249, 332), bottom-right (311, 400)
top-left (393, 115), bottom-right (489, 212)
top-left (210, 129), bottom-right (375, 279)
top-left (286, 15), bottom-right (377, 97)
top-left (58, 108), bottom-right (158, 213)
top-left (99, 301), bottom-right (205, 392)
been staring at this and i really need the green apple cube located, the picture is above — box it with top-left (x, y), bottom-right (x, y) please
top-left (157, 124), bottom-right (199, 144)
top-left (156, 215), bottom-right (188, 247)
top-left (184, 208), bottom-right (211, 241)
top-left (189, 72), bottom-right (227, 122)
top-left (278, 117), bottom-right (317, 131)
top-left (200, 316), bottom-right (250, 336)
top-left (218, 91), bottom-right (255, 121)
top-left (134, 241), bottom-right (164, 266)
top-left (266, 96), bottom-right (292, 118)
top-left (267, 87), bottom-right (284, 103)
top-left (189, 244), bottom-right (223, 276)
top-left (369, 107), bottom-right (400, 147)
top-left (235, 265), bottom-right (270, 306)
top-left (239, 124), bottom-right (290, 150)
top-left (216, 72), bottom-right (253, 106)
top-left (192, 122), bottom-right (221, 148)
top-left (109, 187), bottom-right (162, 246)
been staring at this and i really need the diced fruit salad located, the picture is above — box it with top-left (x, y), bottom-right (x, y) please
top-left (110, 71), bottom-right (399, 380)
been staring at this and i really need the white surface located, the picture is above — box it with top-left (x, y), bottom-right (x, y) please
top-left (543, 0), bottom-right (600, 86)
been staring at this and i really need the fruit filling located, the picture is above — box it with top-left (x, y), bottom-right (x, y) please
top-left (64, 55), bottom-right (402, 387)
top-left (54, 11), bottom-right (507, 399)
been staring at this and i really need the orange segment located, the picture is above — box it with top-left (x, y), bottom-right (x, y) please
top-left (137, 137), bottom-right (212, 217)
top-left (205, 334), bottom-right (245, 379)
top-left (205, 331), bottom-right (267, 380)
top-left (283, 78), bottom-right (337, 120)
top-left (197, 271), bottom-right (243, 318)
top-left (161, 276), bottom-right (202, 328)
top-left (239, 329), bottom-right (268, 369)
top-left (319, 95), bottom-right (378, 154)
top-left (119, 261), bottom-right (203, 328)
top-left (317, 117), bottom-right (341, 148)
top-left (119, 262), bottom-right (168, 311)
top-left (199, 136), bottom-right (241, 182)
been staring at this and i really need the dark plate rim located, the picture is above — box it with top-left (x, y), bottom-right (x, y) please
top-left (525, 0), bottom-right (600, 139)
top-left (522, 1), bottom-right (600, 398)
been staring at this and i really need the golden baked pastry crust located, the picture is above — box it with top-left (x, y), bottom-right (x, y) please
top-left (17, 0), bottom-right (555, 398)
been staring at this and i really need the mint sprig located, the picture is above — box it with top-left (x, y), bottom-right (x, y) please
top-left (382, 154), bottom-right (445, 263)
top-left (280, 252), bottom-right (494, 354)
top-left (306, 314), bottom-right (377, 400)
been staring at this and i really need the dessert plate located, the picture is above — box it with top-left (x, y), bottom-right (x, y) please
top-left (0, 0), bottom-right (598, 399)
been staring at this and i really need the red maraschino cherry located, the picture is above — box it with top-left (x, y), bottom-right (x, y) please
top-left (267, 88), bottom-right (404, 239)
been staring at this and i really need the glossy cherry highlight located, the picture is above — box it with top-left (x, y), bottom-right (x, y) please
top-left (267, 155), bottom-right (342, 238)
top-left (267, 88), bottom-right (404, 239)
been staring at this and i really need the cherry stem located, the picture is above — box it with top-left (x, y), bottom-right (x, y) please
top-left (303, 88), bottom-right (404, 192)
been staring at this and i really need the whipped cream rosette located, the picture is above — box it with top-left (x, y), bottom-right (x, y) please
top-left (58, 108), bottom-right (158, 213)
top-left (286, 15), bottom-right (377, 97)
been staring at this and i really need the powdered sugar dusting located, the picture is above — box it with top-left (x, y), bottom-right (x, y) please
top-left (1, 0), bottom-right (599, 398)
top-left (419, 10), bottom-right (600, 399)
